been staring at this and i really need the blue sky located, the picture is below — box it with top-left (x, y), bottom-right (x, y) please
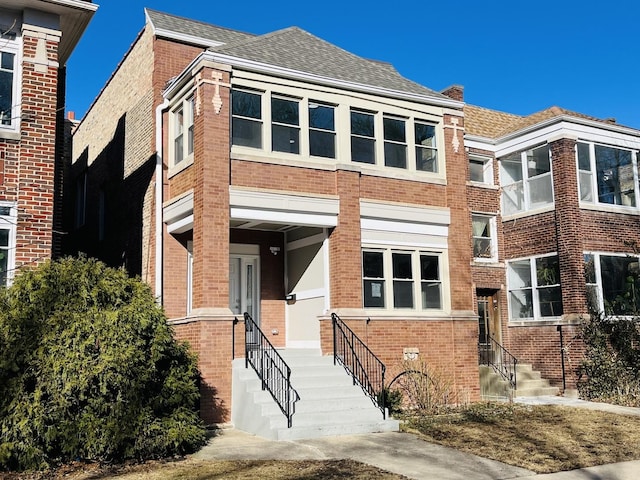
top-left (66, 0), bottom-right (640, 129)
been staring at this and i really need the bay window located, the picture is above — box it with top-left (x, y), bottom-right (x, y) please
top-left (500, 145), bottom-right (553, 215)
top-left (578, 142), bottom-right (637, 208)
top-left (363, 248), bottom-right (443, 310)
top-left (584, 253), bottom-right (640, 315)
top-left (171, 96), bottom-right (194, 165)
top-left (507, 254), bottom-right (562, 320)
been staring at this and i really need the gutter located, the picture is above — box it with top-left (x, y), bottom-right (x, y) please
top-left (155, 99), bottom-right (169, 305)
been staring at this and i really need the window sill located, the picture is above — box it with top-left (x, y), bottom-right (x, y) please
top-left (579, 202), bottom-right (640, 216)
top-left (471, 260), bottom-right (503, 267)
top-left (501, 204), bottom-right (555, 222)
top-left (467, 181), bottom-right (498, 190)
top-left (0, 130), bottom-right (20, 141)
top-left (508, 316), bottom-right (583, 327)
top-left (167, 156), bottom-right (193, 178)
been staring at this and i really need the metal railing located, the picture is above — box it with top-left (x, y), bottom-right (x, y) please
top-left (479, 335), bottom-right (518, 390)
top-left (244, 312), bottom-right (299, 427)
top-left (332, 313), bottom-right (386, 418)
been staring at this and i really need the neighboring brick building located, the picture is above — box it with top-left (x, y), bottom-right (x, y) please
top-left (0, 0), bottom-right (96, 286)
top-left (463, 100), bottom-right (640, 393)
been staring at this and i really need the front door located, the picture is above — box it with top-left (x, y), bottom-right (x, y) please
top-left (477, 291), bottom-right (500, 364)
top-left (229, 254), bottom-right (260, 323)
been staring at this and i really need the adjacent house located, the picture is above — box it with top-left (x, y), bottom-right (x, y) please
top-left (0, 0), bottom-right (96, 286)
top-left (67, 8), bottom-right (640, 437)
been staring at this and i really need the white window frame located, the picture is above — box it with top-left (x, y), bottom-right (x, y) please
top-left (0, 202), bottom-right (17, 287)
top-left (0, 29), bottom-right (21, 134)
top-left (362, 247), bottom-right (444, 312)
top-left (170, 95), bottom-right (195, 167)
top-left (500, 144), bottom-right (554, 216)
top-left (308, 101), bottom-right (336, 159)
top-left (231, 88), bottom-right (264, 150)
top-left (469, 154), bottom-right (493, 185)
top-left (577, 141), bottom-right (639, 210)
top-left (383, 115), bottom-right (407, 169)
top-left (507, 253), bottom-right (562, 321)
top-left (187, 240), bottom-right (193, 315)
top-left (584, 252), bottom-right (640, 316)
top-left (471, 213), bottom-right (497, 262)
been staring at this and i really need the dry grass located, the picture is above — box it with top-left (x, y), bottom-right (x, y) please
top-left (405, 402), bottom-right (640, 473)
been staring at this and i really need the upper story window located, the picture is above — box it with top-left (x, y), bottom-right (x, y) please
top-left (383, 116), bottom-right (407, 169)
top-left (0, 30), bottom-right (19, 132)
top-left (415, 122), bottom-right (438, 173)
top-left (309, 102), bottom-right (335, 158)
top-left (585, 252), bottom-right (640, 316)
top-left (472, 214), bottom-right (497, 262)
top-left (172, 96), bottom-right (194, 165)
top-left (351, 110), bottom-right (375, 164)
top-left (232, 89), bottom-right (262, 148)
top-left (500, 145), bottom-right (553, 216)
top-left (0, 203), bottom-right (16, 287)
top-left (469, 155), bottom-right (493, 184)
top-left (507, 254), bottom-right (562, 320)
top-left (363, 248), bottom-right (443, 311)
top-left (577, 142), bottom-right (637, 208)
top-left (271, 96), bottom-right (300, 154)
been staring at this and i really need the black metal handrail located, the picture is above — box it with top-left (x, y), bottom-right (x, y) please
top-left (244, 312), bottom-right (299, 428)
top-left (479, 335), bottom-right (518, 390)
top-left (332, 313), bottom-right (386, 418)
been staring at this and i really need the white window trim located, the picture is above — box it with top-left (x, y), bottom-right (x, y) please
top-left (577, 141), bottom-right (639, 212)
top-left (585, 251), bottom-right (640, 316)
top-left (169, 94), bottom-right (195, 172)
top-left (471, 213), bottom-right (498, 263)
top-left (0, 202), bottom-right (17, 286)
top-left (362, 245), bottom-right (449, 314)
top-left (507, 253), bottom-right (562, 322)
top-left (468, 154), bottom-right (494, 185)
top-left (0, 29), bottom-right (22, 136)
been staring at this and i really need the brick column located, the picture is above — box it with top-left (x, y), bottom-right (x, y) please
top-left (550, 137), bottom-right (587, 317)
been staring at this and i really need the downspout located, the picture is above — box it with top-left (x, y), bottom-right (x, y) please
top-left (155, 99), bottom-right (169, 305)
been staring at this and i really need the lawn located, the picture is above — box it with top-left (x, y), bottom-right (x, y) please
top-left (4, 403), bottom-right (640, 479)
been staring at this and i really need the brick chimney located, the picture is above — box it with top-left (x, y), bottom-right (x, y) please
top-left (441, 85), bottom-right (464, 102)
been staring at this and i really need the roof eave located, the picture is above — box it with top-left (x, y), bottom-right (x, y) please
top-left (145, 9), bottom-right (225, 49)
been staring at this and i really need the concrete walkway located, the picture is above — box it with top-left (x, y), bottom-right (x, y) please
top-left (194, 397), bottom-right (640, 480)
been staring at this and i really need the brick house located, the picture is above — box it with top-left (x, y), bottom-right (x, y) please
top-left (68, 9), bottom-right (479, 436)
top-left (463, 100), bottom-right (640, 394)
top-left (0, 0), bottom-right (96, 286)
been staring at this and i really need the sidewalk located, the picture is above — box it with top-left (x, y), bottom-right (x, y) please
top-left (194, 397), bottom-right (640, 480)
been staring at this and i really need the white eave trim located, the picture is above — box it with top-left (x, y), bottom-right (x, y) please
top-left (360, 200), bottom-right (450, 226)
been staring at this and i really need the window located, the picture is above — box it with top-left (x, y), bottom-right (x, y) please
top-left (363, 248), bottom-right (442, 310)
top-left (271, 96), bottom-right (299, 154)
top-left (172, 96), bottom-right (194, 165)
top-left (351, 110), bottom-right (375, 164)
top-left (584, 253), bottom-right (640, 315)
top-left (0, 51), bottom-right (15, 126)
top-left (232, 89), bottom-right (262, 148)
top-left (507, 255), bottom-right (562, 320)
top-left (500, 145), bottom-right (553, 215)
top-left (578, 142), bottom-right (637, 207)
top-left (469, 155), bottom-right (493, 184)
top-left (415, 122), bottom-right (438, 172)
top-left (384, 116), bottom-right (406, 168)
top-left (309, 102), bottom-right (335, 158)
top-left (471, 214), bottom-right (497, 261)
top-left (0, 203), bottom-right (16, 287)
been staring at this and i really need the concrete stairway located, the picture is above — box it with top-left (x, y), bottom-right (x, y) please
top-left (480, 363), bottom-right (560, 400)
top-left (232, 348), bottom-right (399, 440)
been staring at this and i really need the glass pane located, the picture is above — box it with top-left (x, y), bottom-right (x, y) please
top-left (469, 159), bottom-right (484, 182)
top-left (351, 111), bottom-right (374, 136)
top-left (584, 254), bottom-right (596, 283)
top-left (0, 69), bottom-right (13, 126)
top-left (508, 260), bottom-right (531, 288)
top-left (272, 124), bottom-right (299, 153)
top-left (364, 279), bottom-right (385, 307)
top-left (510, 289), bottom-right (533, 318)
top-left (384, 142), bottom-right (406, 168)
top-left (384, 117), bottom-right (405, 142)
top-left (310, 130), bottom-right (335, 158)
top-left (579, 171), bottom-right (593, 202)
top-left (0, 249), bottom-right (6, 286)
top-left (245, 264), bottom-right (253, 317)
top-left (232, 90), bottom-right (261, 119)
top-left (394, 280), bottom-right (414, 308)
top-left (502, 181), bottom-right (524, 215)
top-left (363, 251), bottom-right (384, 278)
top-left (188, 125), bottom-right (194, 155)
top-left (0, 229), bottom-right (8, 246)
top-left (478, 300), bottom-right (489, 343)
top-left (538, 286), bottom-right (563, 317)
top-left (272, 97), bottom-right (299, 125)
top-left (421, 282), bottom-right (441, 309)
top-left (174, 108), bottom-right (184, 135)
top-left (351, 137), bottom-right (375, 164)
top-left (309, 103), bottom-right (334, 130)
top-left (527, 146), bottom-right (550, 177)
top-left (600, 255), bottom-right (640, 315)
top-left (577, 142), bottom-right (591, 171)
top-left (536, 256), bottom-right (560, 286)
top-left (474, 238), bottom-right (492, 258)
top-left (0, 206), bottom-right (10, 216)
top-left (472, 216), bottom-right (490, 237)
top-left (416, 147), bottom-right (437, 172)
top-left (415, 122), bottom-right (436, 148)
top-left (392, 253), bottom-right (412, 279)
top-left (174, 134), bottom-right (184, 163)
top-left (420, 255), bottom-right (439, 281)
top-left (232, 118), bottom-right (262, 148)
top-left (528, 173), bottom-right (553, 207)
top-left (500, 154), bottom-right (522, 184)
top-left (595, 145), bottom-right (635, 206)
top-left (1, 52), bottom-right (13, 71)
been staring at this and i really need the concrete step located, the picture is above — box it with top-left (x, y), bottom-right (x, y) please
top-left (514, 386), bottom-right (561, 397)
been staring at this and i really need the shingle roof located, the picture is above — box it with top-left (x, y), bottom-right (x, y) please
top-left (146, 10), bottom-right (448, 100)
top-left (146, 9), bottom-right (255, 46)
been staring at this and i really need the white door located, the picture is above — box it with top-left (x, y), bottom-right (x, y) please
top-left (229, 255), bottom-right (260, 324)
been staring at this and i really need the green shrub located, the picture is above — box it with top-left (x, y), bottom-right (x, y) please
top-left (0, 256), bottom-right (206, 471)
